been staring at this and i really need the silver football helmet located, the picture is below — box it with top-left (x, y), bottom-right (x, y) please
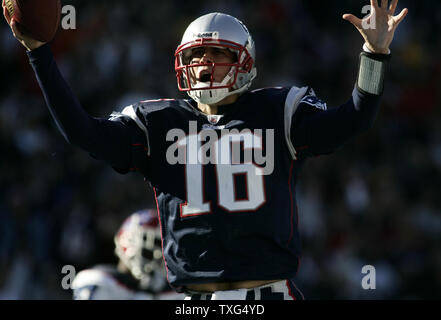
top-left (175, 12), bottom-right (257, 105)
top-left (114, 209), bottom-right (166, 291)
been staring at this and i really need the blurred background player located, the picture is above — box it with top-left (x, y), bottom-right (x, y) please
top-left (72, 209), bottom-right (183, 300)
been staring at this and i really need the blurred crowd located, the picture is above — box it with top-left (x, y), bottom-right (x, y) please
top-left (0, 0), bottom-right (440, 299)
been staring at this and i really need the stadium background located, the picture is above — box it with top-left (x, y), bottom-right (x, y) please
top-left (0, 0), bottom-right (440, 299)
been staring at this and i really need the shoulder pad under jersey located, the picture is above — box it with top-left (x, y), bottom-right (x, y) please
top-left (72, 268), bottom-right (153, 300)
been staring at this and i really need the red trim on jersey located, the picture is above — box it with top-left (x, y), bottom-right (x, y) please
top-left (132, 143), bottom-right (148, 152)
top-left (287, 160), bottom-right (302, 274)
top-left (289, 280), bottom-right (305, 300)
top-left (286, 160), bottom-right (295, 246)
top-left (286, 280), bottom-right (297, 300)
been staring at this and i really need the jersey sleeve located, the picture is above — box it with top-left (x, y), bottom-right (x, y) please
top-left (107, 105), bottom-right (151, 174)
top-left (283, 86), bottom-right (311, 160)
top-left (289, 86), bottom-right (381, 157)
top-left (27, 44), bottom-right (147, 173)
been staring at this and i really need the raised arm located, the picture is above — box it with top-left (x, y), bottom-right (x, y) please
top-left (292, 0), bottom-right (408, 156)
top-left (3, 5), bottom-right (143, 171)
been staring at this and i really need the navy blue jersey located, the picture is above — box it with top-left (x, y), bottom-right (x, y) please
top-left (28, 44), bottom-right (381, 292)
top-left (109, 87), bottom-right (328, 288)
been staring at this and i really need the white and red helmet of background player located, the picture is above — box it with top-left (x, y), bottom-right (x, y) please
top-left (114, 209), bottom-right (166, 291)
top-left (175, 12), bottom-right (257, 105)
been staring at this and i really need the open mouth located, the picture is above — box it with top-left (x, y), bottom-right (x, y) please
top-left (196, 67), bottom-right (213, 83)
top-left (199, 73), bottom-right (212, 82)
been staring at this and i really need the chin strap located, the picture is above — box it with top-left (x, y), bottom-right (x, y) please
top-left (189, 67), bottom-right (235, 104)
top-left (189, 67), bottom-right (257, 104)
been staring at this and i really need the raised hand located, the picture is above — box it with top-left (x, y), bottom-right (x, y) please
top-left (343, 0), bottom-right (408, 54)
top-left (2, 0), bottom-right (45, 51)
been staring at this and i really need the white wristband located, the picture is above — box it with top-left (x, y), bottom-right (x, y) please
top-left (357, 51), bottom-right (390, 95)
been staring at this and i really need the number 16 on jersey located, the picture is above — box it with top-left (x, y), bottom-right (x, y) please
top-left (177, 131), bottom-right (267, 217)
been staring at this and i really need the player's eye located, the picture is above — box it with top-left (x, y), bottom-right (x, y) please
top-left (213, 48), bottom-right (225, 55)
top-left (191, 48), bottom-right (205, 58)
top-left (214, 48), bottom-right (237, 61)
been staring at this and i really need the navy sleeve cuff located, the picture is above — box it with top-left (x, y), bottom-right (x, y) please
top-left (26, 43), bottom-right (53, 63)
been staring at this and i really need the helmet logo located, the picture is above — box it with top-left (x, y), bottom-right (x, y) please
top-left (193, 31), bottom-right (219, 39)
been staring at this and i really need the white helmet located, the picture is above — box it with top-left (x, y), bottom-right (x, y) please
top-left (175, 12), bottom-right (257, 105)
top-left (114, 209), bottom-right (166, 291)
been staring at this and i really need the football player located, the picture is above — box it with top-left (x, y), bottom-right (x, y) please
top-left (4, 1), bottom-right (407, 300)
top-left (72, 209), bottom-right (184, 300)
